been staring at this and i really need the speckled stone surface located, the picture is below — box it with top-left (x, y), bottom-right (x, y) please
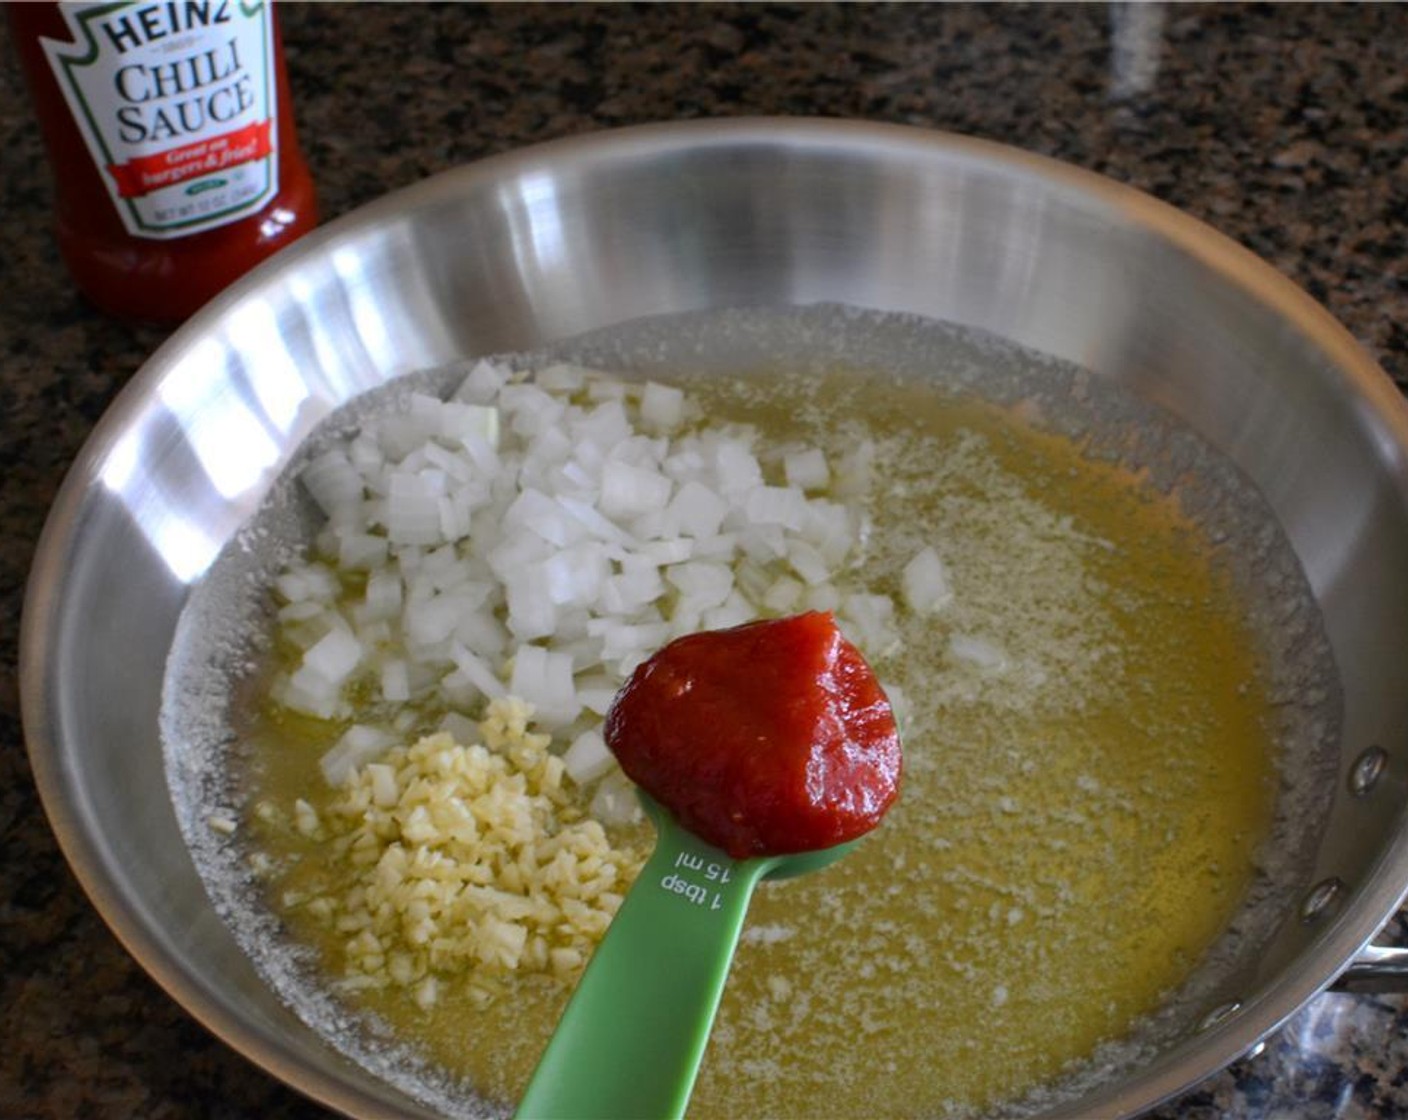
top-left (2, 3), bottom-right (1407, 1118)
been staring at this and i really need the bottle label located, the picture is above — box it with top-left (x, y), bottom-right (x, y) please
top-left (42, 0), bottom-right (281, 240)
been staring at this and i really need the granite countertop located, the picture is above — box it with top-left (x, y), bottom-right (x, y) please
top-left (3, 4), bottom-right (1407, 1118)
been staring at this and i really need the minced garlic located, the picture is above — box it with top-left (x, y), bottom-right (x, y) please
top-left (286, 697), bottom-right (643, 1008)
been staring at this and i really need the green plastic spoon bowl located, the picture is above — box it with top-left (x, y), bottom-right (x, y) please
top-left (514, 792), bottom-right (855, 1120)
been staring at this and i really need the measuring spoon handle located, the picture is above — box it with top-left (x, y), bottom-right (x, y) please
top-left (515, 818), bottom-right (767, 1120)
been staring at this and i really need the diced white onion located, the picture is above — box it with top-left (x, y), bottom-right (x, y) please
top-left (576, 685), bottom-right (620, 717)
top-left (279, 361), bottom-right (931, 801)
top-left (950, 634), bottom-right (1008, 671)
top-left (600, 461), bottom-right (673, 521)
top-left (640, 381), bottom-right (686, 432)
top-left (320, 725), bottom-right (396, 786)
top-left (452, 358), bottom-right (512, 404)
top-left (536, 362), bottom-right (589, 394)
top-left (713, 442), bottom-right (763, 496)
top-left (449, 642), bottom-right (506, 700)
top-left (366, 763), bottom-right (399, 807)
top-left (841, 592), bottom-right (900, 658)
top-left (563, 728), bottom-right (614, 785)
top-left (302, 625), bottom-right (362, 687)
top-left (276, 564), bottom-right (338, 605)
top-left (744, 486), bottom-right (809, 531)
top-left (762, 575), bottom-right (805, 613)
top-left (903, 546), bottom-right (954, 615)
top-left (301, 449), bottom-right (365, 521)
top-left (786, 540), bottom-right (831, 586)
top-left (363, 569), bottom-right (402, 622)
top-left (338, 531), bottom-right (389, 572)
top-left (591, 769), bottom-right (644, 825)
top-left (509, 645), bottom-right (579, 728)
top-left (784, 447), bottom-right (829, 492)
top-left (381, 659), bottom-right (411, 702)
top-left (386, 473), bottom-right (444, 546)
top-left (666, 560), bottom-right (734, 612)
top-left (667, 480), bottom-right (730, 539)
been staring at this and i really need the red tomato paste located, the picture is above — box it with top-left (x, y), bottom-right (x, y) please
top-left (605, 612), bottom-right (902, 859)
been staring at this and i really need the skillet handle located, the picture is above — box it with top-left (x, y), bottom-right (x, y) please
top-left (1329, 944), bottom-right (1408, 993)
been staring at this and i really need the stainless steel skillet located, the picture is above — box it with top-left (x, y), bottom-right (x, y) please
top-left (21, 119), bottom-right (1408, 1117)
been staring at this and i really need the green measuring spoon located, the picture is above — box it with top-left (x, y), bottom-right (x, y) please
top-left (515, 792), bottom-right (855, 1120)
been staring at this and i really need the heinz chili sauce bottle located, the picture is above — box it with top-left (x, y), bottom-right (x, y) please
top-left (7, 1), bottom-right (318, 323)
